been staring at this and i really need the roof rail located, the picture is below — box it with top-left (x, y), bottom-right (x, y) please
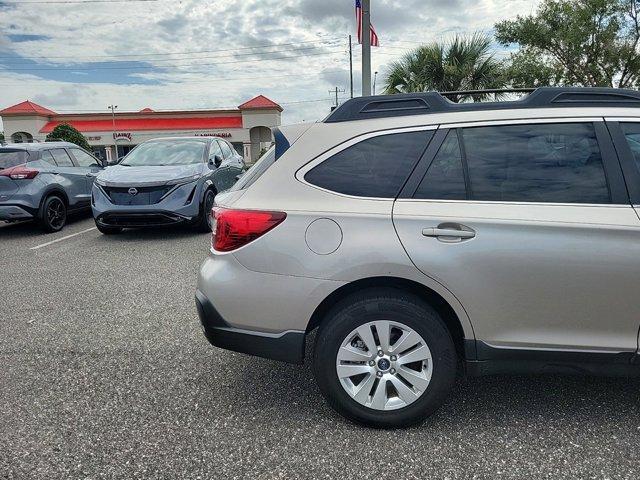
top-left (323, 87), bottom-right (640, 123)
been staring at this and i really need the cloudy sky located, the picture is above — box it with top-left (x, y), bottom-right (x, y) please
top-left (0, 0), bottom-right (540, 130)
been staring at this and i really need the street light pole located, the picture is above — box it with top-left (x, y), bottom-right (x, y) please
top-left (108, 105), bottom-right (117, 161)
top-left (361, 0), bottom-right (372, 96)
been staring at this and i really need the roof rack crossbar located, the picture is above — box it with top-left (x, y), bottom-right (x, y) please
top-left (324, 87), bottom-right (640, 123)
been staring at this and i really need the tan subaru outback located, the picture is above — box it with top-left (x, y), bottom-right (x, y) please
top-left (196, 87), bottom-right (640, 428)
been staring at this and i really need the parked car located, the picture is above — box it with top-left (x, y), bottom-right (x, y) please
top-left (0, 141), bottom-right (103, 232)
top-left (196, 87), bottom-right (640, 428)
top-left (92, 137), bottom-right (245, 234)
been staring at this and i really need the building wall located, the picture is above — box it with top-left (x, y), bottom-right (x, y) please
top-left (3, 116), bottom-right (49, 142)
top-left (1, 107), bottom-right (280, 162)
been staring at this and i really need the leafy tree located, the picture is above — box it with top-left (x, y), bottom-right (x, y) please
top-left (45, 123), bottom-right (91, 150)
top-left (495, 0), bottom-right (640, 88)
top-left (383, 33), bottom-right (507, 102)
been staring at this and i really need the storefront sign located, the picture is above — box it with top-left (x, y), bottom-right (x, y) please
top-left (113, 132), bottom-right (132, 141)
top-left (87, 136), bottom-right (102, 141)
top-left (195, 132), bottom-right (232, 138)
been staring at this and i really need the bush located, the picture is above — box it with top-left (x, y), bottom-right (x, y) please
top-left (46, 123), bottom-right (91, 150)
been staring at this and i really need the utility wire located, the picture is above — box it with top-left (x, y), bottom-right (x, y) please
top-left (0, 44), bottom-right (343, 65)
top-left (0, 37), bottom-right (341, 60)
top-left (2, 49), bottom-right (346, 71)
top-left (0, 68), bottom-right (347, 87)
top-left (2, 0), bottom-right (162, 4)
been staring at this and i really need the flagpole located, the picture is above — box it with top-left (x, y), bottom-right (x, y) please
top-left (361, 0), bottom-right (372, 96)
top-left (349, 35), bottom-right (354, 99)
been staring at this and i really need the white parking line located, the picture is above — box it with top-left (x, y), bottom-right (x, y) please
top-left (30, 227), bottom-right (97, 250)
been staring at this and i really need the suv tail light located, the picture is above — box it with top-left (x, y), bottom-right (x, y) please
top-left (0, 165), bottom-right (39, 180)
top-left (212, 207), bottom-right (286, 252)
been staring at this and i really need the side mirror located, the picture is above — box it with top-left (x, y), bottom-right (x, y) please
top-left (210, 155), bottom-right (223, 168)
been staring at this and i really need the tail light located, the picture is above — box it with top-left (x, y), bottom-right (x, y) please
top-left (0, 165), bottom-right (39, 180)
top-left (212, 207), bottom-right (286, 252)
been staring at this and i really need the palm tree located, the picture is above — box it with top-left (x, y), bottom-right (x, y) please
top-left (383, 33), bottom-right (506, 102)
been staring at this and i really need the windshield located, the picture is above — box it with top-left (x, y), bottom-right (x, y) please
top-left (120, 141), bottom-right (206, 167)
top-left (0, 150), bottom-right (29, 169)
top-left (230, 146), bottom-right (275, 191)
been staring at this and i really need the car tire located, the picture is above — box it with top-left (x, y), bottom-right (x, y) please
top-left (196, 188), bottom-right (216, 233)
top-left (313, 288), bottom-right (457, 429)
top-left (38, 195), bottom-right (67, 233)
top-left (96, 223), bottom-right (123, 235)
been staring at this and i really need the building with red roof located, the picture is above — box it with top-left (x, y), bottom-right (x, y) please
top-left (0, 95), bottom-right (282, 163)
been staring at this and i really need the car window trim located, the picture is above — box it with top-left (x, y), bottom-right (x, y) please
top-left (604, 118), bottom-right (640, 205)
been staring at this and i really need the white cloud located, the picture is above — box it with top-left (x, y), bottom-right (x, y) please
top-left (0, 0), bottom-right (541, 132)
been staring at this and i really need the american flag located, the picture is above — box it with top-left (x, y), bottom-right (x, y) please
top-left (356, 0), bottom-right (379, 47)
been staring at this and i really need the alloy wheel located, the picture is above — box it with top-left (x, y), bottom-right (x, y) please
top-left (335, 320), bottom-right (433, 411)
top-left (46, 198), bottom-right (66, 230)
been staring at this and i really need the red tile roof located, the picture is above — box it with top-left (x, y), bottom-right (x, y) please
top-left (238, 95), bottom-right (282, 111)
top-left (0, 100), bottom-right (56, 116)
top-left (39, 116), bottom-right (243, 133)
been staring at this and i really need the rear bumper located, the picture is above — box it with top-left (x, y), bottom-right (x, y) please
top-left (195, 289), bottom-right (305, 364)
top-left (0, 204), bottom-right (35, 221)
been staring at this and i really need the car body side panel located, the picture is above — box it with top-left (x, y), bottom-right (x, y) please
top-left (219, 190), bottom-right (476, 340)
top-left (393, 200), bottom-right (640, 353)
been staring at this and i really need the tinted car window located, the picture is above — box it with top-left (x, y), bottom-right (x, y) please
top-left (305, 131), bottom-right (432, 198)
top-left (49, 149), bottom-right (74, 167)
top-left (620, 123), bottom-right (640, 170)
top-left (414, 131), bottom-right (466, 200)
top-left (461, 123), bottom-right (610, 204)
top-left (218, 140), bottom-right (233, 158)
top-left (41, 150), bottom-right (57, 166)
top-left (71, 148), bottom-right (100, 167)
top-left (0, 149), bottom-right (30, 169)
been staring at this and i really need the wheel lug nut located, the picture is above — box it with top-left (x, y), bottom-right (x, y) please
top-left (390, 355), bottom-right (397, 361)
top-left (368, 361), bottom-right (375, 367)
top-left (376, 371), bottom-right (383, 378)
top-left (378, 350), bottom-right (384, 357)
top-left (390, 368), bottom-right (396, 374)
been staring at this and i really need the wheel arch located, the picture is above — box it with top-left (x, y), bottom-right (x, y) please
top-left (39, 186), bottom-right (69, 209)
top-left (307, 276), bottom-right (476, 360)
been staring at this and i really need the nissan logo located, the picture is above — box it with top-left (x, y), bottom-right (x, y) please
top-left (128, 187), bottom-right (138, 196)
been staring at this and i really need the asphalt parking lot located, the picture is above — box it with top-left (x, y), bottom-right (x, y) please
top-left (1, 214), bottom-right (639, 479)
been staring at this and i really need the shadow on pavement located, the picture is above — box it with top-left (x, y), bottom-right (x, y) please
top-left (95, 225), bottom-right (210, 243)
top-left (215, 351), bottom-right (640, 428)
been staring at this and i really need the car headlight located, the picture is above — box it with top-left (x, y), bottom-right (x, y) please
top-left (166, 174), bottom-right (200, 186)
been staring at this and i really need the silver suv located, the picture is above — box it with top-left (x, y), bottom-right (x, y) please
top-left (196, 87), bottom-right (640, 428)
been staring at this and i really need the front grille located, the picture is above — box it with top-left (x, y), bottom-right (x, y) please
top-left (99, 212), bottom-right (186, 227)
top-left (102, 185), bottom-right (173, 205)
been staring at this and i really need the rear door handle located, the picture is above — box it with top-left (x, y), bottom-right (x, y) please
top-left (422, 225), bottom-right (476, 242)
